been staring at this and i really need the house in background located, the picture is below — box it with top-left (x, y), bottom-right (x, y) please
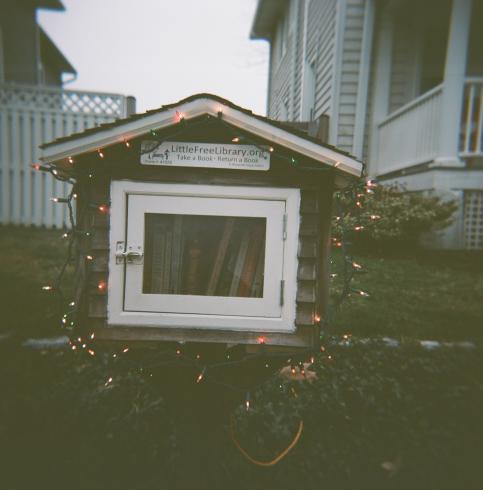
top-left (0, 0), bottom-right (135, 228)
top-left (0, 0), bottom-right (76, 86)
top-left (251, 0), bottom-right (483, 249)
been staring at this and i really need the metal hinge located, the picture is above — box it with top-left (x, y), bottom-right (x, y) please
top-left (280, 280), bottom-right (285, 306)
top-left (282, 213), bottom-right (287, 240)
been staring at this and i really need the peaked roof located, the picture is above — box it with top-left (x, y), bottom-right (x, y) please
top-left (41, 93), bottom-right (362, 178)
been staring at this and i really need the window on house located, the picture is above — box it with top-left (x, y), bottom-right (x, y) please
top-left (108, 182), bottom-right (300, 331)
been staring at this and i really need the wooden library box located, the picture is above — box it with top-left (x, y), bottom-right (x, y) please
top-left (41, 94), bottom-right (362, 351)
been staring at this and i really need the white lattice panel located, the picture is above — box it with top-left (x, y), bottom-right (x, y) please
top-left (0, 83), bottom-right (127, 116)
top-left (464, 191), bottom-right (483, 250)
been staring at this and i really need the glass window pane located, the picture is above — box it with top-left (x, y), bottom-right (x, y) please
top-left (143, 214), bottom-right (266, 297)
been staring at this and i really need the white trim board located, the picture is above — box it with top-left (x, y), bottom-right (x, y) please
top-left (40, 97), bottom-right (362, 178)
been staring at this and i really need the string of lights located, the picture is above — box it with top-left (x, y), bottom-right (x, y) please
top-left (34, 110), bottom-right (375, 415)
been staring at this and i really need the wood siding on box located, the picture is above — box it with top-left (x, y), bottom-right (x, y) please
top-left (76, 160), bottom-right (333, 349)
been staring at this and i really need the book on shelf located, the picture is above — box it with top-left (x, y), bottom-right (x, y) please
top-left (150, 222), bottom-right (166, 293)
top-left (186, 238), bottom-right (202, 295)
top-left (206, 217), bottom-right (235, 295)
top-left (237, 222), bottom-right (265, 297)
top-left (170, 215), bottom-right (184, 294)
top-left (250, 244), bottom-right (265, 298)
top-left (162, 230), bottom-right (173, 293)
top-left (228, 228), bottom-right (250, 297)
top-left (217, 231), bottom-right (239, 296)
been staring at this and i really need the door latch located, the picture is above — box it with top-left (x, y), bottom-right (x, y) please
top-left (115, 241), bottom-right (144, 264)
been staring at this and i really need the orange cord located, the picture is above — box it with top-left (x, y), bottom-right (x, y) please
top-left (229, 416), bottom-right (304, 467)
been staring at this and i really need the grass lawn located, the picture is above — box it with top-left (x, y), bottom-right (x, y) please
top-left (1, 225), bottom-right (482, 341)
top-left (329, 248), bottom-right (483, 340)
top-left (0, 225), bottom-right (73, 337)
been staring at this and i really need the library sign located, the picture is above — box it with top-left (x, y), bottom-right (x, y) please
top-left (140, 141), bottom-right (270, 171)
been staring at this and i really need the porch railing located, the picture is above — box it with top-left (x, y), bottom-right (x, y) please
top-left (0, 83), bottom-right (134, 228)
top-left (460, 78), bottom-right (483, 157)
top-left (376, 84), bottom-right (443, 173)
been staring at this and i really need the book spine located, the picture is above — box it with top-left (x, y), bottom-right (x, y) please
top-left (206, 218), bottom-right (235, 295)
top-left (218, 233), bottom-right (238, 296)
top-left (250, 245), bottom-right (265, 298)
top-left (229, 230), bottom-right (249, 296)
top-left (171, 216), bottom-right (183, 294)
top-left (163, 230), bottom-right (173, 293)
top-left (238, 222), bottom-right (264, 297)
top-left (151, 223), bottom-right (165, 293)
top-left (186, 239), bottom-right (202, 294)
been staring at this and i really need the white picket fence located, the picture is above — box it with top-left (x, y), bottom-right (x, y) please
top-left (0, 83), bottom-right (133, 228)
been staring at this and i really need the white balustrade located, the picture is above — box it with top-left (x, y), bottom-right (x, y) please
top-left (376, 84), bottom-right (443, 173)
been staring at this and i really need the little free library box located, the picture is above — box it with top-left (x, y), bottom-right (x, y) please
top-left (41, 94), bottom-right (362, 351)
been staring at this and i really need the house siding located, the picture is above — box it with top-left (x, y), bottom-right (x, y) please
top-left (292, 0), bottom-right (305, 121)
top-left (267, 1), bottom-right (299, 120)
top-left (309, 0), bottom-right (337, 118)
top-left (267, 0), bottom-right (338, 123)
top-left (335, 0), bottom-right (366, 153)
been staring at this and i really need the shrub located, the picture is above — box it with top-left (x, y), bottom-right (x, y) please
top-left (1, 343), bottom-right (483, 490)
top-left (332, 183), bottom-right (457, 250)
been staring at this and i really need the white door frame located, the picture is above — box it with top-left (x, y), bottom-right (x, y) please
top-left (108, 180), bottom-right (300, 332)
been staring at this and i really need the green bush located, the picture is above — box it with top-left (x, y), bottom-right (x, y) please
top-left (332, 183), bottom-right (457, 249)
top-left (1, 342), bottom-right (483, 490)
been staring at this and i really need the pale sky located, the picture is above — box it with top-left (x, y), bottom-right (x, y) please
top-left (38, 0), bottom-right (269, 115)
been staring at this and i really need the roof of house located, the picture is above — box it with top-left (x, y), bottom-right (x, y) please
top-left (250, 0), bottom-right (287, 40)
top-left (39, 28), bottom-right (76, 75)
top-left (41, 93), bottom-right (363, 178)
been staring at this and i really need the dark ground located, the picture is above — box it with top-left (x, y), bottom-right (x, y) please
top-left (1, 225), bottom-right (483, 490)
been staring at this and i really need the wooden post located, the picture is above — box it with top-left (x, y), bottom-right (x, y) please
top-left (126, 96), bottom-right (137, 117)
top-left (368, 2), bottom-right (394, 176)
top-left (435, 0), bottom-right (472, 167)
top-left (352, 0), bottom-right (375, 160)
